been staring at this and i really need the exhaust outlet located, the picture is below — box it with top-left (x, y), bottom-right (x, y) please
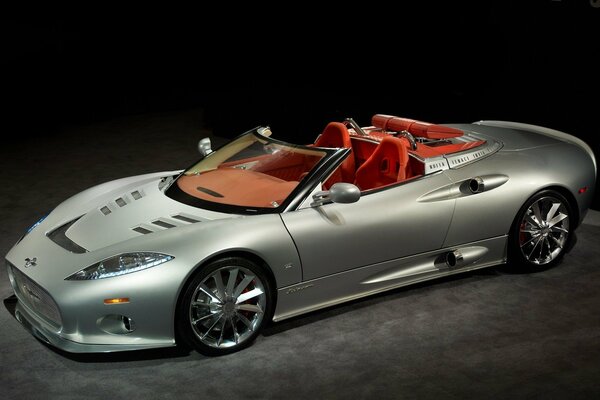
top-left (469, 177), bottom-right (485, 194)
top-left (444, 246), bottom-right (489, 269)
top-left (446, 250), bottom-right (464, 268)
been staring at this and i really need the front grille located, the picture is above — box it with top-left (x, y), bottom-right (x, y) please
top-left (7, 262), bottom-right (62, 328)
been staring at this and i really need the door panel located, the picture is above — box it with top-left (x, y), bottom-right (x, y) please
top-left (281, 173), bottom-right (455, 281)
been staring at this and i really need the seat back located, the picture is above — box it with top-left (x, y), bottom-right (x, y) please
top-left (354, 136), bottom-right (409, 191)
top-left (314, 122), bottom-right (356, 184)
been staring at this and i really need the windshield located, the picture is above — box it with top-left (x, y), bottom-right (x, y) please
top-left (166, 128), bottom-right (331, 213)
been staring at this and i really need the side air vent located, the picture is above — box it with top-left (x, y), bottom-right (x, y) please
top-left (132, 226), bottom-right (153, 235)
top-left (131, 190), bottom-right (143, 200)
top-left (100, 206), bottom-right (111, 215)
top-left (171, 214), bottom-right (201, 223)
top-left (115, 197), bottom-right (127, 207)
top-left (47, 218), bottom-right (88, 254)
top-left (151, 220), bottom-right (177, 229)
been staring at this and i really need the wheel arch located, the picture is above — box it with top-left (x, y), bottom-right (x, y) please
top-left (193, 250), bottom-right (278, 295)
top-left (172, 249), bottom-right (278, 344)
top-left (507, 185), bottom-right (576, 268)
top-left (508, 184), bottom-right (579, 236)
top-left (538, 185), bottom-right (580, 228)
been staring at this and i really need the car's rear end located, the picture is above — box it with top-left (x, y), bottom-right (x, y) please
top-left (461, 120), bottom-right (596, 226)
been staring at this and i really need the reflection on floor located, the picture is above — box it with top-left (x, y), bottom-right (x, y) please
top-left (584, 209), bottom-right (600, 226)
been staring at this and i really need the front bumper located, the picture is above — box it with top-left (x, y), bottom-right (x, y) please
top-left (12, 296), bottom-right (171, 353)
top-left (5, 257), bottom-right (180, 353)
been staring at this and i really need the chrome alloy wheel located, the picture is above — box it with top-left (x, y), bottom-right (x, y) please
top-left (188, 266), bottom-right (266, 349)
top-left (518, 196), bottom-right (570, 265)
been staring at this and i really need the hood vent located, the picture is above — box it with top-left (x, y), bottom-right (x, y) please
top-left (100, 190), bottom-right (146, 216)
top-left (152, 220), bottom-right (177, 229)
top-left (132, 227), bottom-right (153, 235)
top-left (171, 214), bottom-right (200, 223)
top-left (131, 213), bottom-right (202, 235)
top-left (47, 217), bottom-right (89, 253)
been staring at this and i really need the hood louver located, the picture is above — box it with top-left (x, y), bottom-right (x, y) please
top-left (99, 190), bottom-right (146, 216)
top-left (132, 214), bottom-right (201, 235)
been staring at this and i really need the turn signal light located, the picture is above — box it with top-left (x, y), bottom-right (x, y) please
top-left (104, 298), bottom-right (130, 304)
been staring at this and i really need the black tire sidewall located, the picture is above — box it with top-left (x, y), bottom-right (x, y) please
top-left (508, 190), bottom-right (573, 272)
top-left (176, 256), bottom-right (273, 356)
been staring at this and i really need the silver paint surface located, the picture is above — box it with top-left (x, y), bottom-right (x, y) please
top-left (4, 121), bottom-right (596, 352)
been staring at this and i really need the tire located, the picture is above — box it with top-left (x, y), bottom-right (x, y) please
top-left (177, 257), bottom-right (273, 356)
top-left (508, 190), bottom-right (573, 272)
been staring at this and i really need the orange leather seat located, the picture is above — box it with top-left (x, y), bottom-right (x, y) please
top-left (314, 122), bottom-right (356, 184)
top-left (354, 136), bottom-right (409, 191)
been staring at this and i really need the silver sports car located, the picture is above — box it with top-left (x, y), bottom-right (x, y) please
top-left (5, 114), bottom-right (596, 356)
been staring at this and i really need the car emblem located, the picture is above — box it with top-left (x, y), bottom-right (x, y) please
top-left (24, 257), bottom-right (37, 268)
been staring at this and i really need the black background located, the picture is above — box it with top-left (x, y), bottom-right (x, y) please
top-left (2, 2), bottom-right (599, 208)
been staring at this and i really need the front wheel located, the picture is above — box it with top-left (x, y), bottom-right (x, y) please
top-left (177, 257), bottom-right (273, 356)
top-left (509, 190), bottom-right (573, 271)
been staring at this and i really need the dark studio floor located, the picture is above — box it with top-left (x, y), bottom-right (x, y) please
top-left (1, 109), bottom-right (599, 399)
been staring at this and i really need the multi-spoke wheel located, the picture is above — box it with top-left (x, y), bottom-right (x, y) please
top-left (177, 257), bottom-right (273, 356)
top-left (509, 190), bottom-right (573, 271)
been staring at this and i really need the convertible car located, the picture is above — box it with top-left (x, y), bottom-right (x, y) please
top-left (5, 114), bottom-right (596, 356)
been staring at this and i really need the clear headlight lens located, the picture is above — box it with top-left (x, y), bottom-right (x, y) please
top-left (16, 214), bottom-right (48, 245)
top-left (27, 215), bottom-right (47, 234)
top-left (66, 252), bottom-right (174, 280)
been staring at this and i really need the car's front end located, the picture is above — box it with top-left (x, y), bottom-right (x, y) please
top-left (5, 127), bottom-right (328, 353)
top-left (4, 172), bottom-right (208, 352)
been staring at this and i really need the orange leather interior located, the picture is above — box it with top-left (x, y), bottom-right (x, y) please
top-left (354, 136), bottom-right (409, 191)
top-left (350, 139), bottom-right (378, 170)
top-left (314, 122), bottom-right (356, 186)
top-left (178, 117), bottom-right (484, 206)
top-left (371, 114), bottom-right (463, 139)
top-left (372, 114), bottom-right (414, 131)
top-left (177, 168), bottom-right (298, 208)
top-left (251, 152), bottom-right (321, 182)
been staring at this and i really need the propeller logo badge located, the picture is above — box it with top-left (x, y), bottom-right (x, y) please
top-left (24, 257), bottom-right (37, 268)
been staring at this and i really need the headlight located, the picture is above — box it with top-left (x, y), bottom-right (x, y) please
top-left (16, 214), bottom-right (48, 245)
top-left (27, 215), bottom-right (47, 234)
top-left (66, 252), bottom-right (174, 280)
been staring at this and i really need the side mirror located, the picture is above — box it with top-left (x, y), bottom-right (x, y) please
top-left (198, 137), bottom-right (213, 156)
top-left (311, 183), bottom-right (360, 207)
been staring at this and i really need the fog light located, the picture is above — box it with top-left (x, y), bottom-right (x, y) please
top-left (97, 314), bottom-right (136, 334)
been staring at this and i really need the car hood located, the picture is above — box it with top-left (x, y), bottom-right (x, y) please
top-left (45, 171), bottom-right (238, 252)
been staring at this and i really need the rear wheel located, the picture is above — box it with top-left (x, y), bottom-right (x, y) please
top-left (509, 190), bottom-right (572, 271)
top-left (177, 257), bottom-right (273, 356)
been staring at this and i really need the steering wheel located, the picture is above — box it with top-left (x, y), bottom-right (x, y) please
top-left (400, 130), bottom-right (418, 150)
